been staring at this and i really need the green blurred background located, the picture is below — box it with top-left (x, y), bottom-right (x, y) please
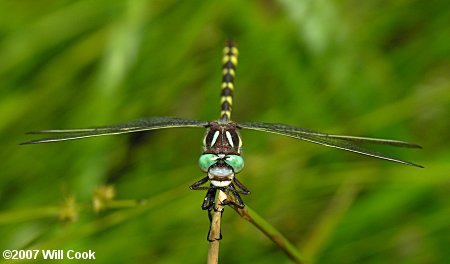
top-left (1, 0), bottom-right (449, 263)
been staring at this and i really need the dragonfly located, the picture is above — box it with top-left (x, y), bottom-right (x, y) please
top-left (22, 40), bottom-right (422, 210)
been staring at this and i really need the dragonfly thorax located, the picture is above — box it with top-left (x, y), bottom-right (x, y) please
top-left (203, 122), bottom-right (242, 154)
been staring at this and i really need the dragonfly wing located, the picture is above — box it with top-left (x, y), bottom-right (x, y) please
top-left (238, 122), bottom-right (423, 168)
top-left (22, 117), bottom-right (208, 144)
top-left (321, 134), bottom-right (421, 148)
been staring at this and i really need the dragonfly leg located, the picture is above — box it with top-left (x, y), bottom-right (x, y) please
top-left (224, 184), bottom-right (246, 209)
top-left (233, 178), bottom-right (251, 195)
top-left (189, 176), bottom-right (209, 191)
top-left (201, 185), bottom-right (217, 211)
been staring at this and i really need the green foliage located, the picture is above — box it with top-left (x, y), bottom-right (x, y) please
top-left (1, 0), bottom-right (449, 263)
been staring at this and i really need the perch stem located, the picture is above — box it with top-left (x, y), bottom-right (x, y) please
top-left (207, 190), bottom-right (227, 264)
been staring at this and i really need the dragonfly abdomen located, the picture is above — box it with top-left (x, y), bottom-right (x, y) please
top-left (220, 40), bottom-right (238, 121)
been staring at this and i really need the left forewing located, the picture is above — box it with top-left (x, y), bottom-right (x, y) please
top-left (21, 117), bottom-right (208, 144)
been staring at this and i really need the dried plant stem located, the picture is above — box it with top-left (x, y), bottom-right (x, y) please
top-left (226, 194), bottom-right (306, 264)
top-left (207, 190), bottom-right (227, 264)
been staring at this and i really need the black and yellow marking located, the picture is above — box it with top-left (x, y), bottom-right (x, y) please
top-left (220, 40), bottom-right (238, 121)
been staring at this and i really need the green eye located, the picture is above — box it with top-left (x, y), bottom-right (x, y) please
top-left (198, 154), bottom-right (218, 172)
top-left (224, 155), bottom-right (244, 173)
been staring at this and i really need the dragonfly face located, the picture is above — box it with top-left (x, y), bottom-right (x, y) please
top-left (199, 154), bottom-right (245, 187)
top-left (200, 122), bottom-right (244, 188)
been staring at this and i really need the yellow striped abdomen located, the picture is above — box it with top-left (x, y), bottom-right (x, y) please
top-left (220, 40), bottom-right (238, 121)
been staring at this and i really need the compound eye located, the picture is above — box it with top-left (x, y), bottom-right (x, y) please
top-left (224, 155), bottom-right (244, 173)
top-left (198, 154), bottom-right (218, 172)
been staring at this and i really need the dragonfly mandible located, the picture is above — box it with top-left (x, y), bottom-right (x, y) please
top-left (22, 40), bottom-right (422, 210)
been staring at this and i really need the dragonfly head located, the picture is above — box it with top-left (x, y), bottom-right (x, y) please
top-left (198, 153), bottom-right (244, 187)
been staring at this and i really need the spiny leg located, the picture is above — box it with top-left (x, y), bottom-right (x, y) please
top-left (190, 179), bottom-right (225, 240)
top-left (189, 178), bottom-right (216, 210)
top-left (189, 176), bottom-right (209, 191)
top-left (202, 185), bottom-right (217, 211)
top-left (192, 184), bottom-right (222, 240)
top-left (224, 184), bottom-right (246, 209)
top-left (233, 178), bottom-right (251, 195)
